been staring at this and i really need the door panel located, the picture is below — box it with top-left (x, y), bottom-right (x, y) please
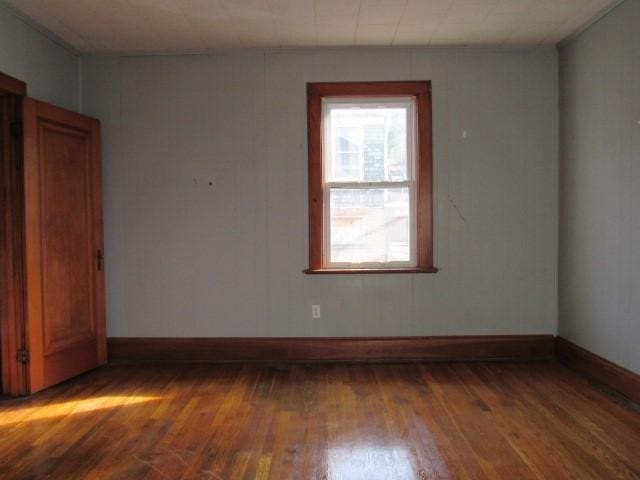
top-left (41, 124), bottom-right (95, 354)
top-left (23, 98), bottom-right (105, 393)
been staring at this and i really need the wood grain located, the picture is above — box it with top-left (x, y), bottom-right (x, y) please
top-left (108, 335), bottom-right (554, 363)
top-left (306, 83), bottom-right (323, 270)
top-left (416, 88), bottom-right (433, 268)
top-left (556, 336), bottom-right (640, 404)
top-left (0, 72), bottom-right (26, 97)
top-left (22, 98), bottom-right (106, 393)
top-left (0, 362), bottom-right (639, 479)
top-left (0, 94), bottom-right (28, 396)
top-left (307, 81), bottom-right (430, 97)
top-left (304, 266), bottom-right (438, 274)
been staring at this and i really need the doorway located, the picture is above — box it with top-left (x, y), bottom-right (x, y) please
top-left (1, 93), bottom-right (3, 394)
top-left (0, 73), bottom-right (28, 396)
top-left (1, 72), bottom-right (107, 396)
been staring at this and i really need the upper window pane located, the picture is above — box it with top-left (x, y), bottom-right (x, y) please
top-left (334, 126), bottom-right (360, 179)
top-left (326, 102), bottom-right (410, 182)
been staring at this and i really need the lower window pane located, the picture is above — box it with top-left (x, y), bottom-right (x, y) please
top-left (329, 188), bottom-right (411, 264)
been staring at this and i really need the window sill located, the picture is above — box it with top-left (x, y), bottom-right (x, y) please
top-left (304, 267), bottom-right (438, 275)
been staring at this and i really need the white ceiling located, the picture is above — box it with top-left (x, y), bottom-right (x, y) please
top-left (4, 0), bottom-right (618, 52)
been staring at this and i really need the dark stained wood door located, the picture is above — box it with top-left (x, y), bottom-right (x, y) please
top-left (22, 98), bottom-right (105, 393)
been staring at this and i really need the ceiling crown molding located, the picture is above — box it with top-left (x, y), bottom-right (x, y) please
top-left (0, 0), bottom-right (79, 55)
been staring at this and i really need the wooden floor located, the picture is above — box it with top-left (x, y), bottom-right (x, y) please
top-left (1, 362), bottom-right (639, 479)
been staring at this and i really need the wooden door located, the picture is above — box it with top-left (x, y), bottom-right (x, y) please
top-left (22, 98), bottom-right (106, 393)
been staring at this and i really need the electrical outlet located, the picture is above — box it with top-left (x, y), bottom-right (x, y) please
top-left (312, 305), bottom-right (321, 319)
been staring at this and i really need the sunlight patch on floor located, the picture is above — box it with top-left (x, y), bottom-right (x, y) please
top-left (0, 395), bottom-right (161, 426)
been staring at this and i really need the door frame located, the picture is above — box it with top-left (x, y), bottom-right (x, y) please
top-left (0, 71), bottom-right (28, 395)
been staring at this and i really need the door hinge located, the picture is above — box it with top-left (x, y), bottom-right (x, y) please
top-left (10, 121), bottom-right (23, 138)
top-left (96, 249), bottom-right (104, 271)
top-left (16, 348), bottom-right (29, 364)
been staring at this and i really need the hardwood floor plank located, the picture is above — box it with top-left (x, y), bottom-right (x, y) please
top-left (456, 364), bottom-right (586, 479)
top-left (498, 364), bottom-right (639, 480)
top-left (519, 365), bottom-right (640, 479)
top-left (0, 362), bottom-right (639, 480)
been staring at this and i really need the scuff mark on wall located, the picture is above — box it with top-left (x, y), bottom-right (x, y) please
top-left (448, 195), bottom-right (467, 224)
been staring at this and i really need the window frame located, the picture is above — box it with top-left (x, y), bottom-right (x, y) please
top-left (323, 97), bottom-right (416, 269)
top-left (306, 81), bottom-right (437, 274)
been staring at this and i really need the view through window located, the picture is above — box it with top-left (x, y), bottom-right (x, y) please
top-left (324, 100), bottom-right (415, 266)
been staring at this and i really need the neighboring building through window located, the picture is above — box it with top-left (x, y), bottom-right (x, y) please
top-left (306, 82), bottom-right (436, 273)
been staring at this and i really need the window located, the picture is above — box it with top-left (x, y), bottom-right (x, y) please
top-left (306, 82), bottom-right (436, 273)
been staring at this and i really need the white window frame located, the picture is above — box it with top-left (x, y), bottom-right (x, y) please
top-left (322, 97), bottom-right (418, 269)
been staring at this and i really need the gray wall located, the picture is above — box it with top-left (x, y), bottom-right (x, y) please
top-left (83, 48), bottom-right (559, 338)
top-left (0, 3), bottom-right (79, 110)
top-left (559, 0), bottom-right (640, 373)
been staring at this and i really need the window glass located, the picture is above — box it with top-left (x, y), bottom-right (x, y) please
top-left (334, 126), bottom-right (360, 179)
top-left (329, 188), bottom-right (410, 263)
top-left (328, 107), bottom-right (407, 182)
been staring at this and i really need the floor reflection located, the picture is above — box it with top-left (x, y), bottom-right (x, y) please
top-left (328, 444), bottom-right (419, 480)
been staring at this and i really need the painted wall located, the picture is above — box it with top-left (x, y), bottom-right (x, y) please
top-left (559, 0), bottom-right (640, 373)
top-left (82, 48), bottom-right (558, 337)
top-left (0, 3), bottom-right (79, 110)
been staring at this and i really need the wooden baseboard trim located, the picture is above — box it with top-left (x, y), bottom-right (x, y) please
top-left (556, 337), bottom-right (640, 404)
top-left (107, 335), bottom-right (640, 403)
top-left (107, 335), bottom-right (554, 364)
